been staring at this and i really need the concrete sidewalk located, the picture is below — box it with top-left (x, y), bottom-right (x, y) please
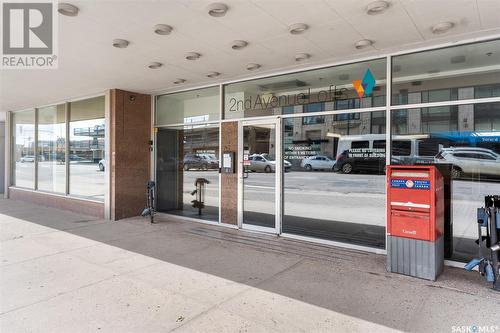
top-left (0, 199), bottom-right (499, 333)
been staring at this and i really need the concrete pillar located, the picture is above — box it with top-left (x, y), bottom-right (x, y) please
top-left (408, 92), bottom-right (422, 134)
top-left (458, 87), bottom-right (474, 131)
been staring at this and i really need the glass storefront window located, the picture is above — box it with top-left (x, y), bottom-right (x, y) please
top-left (391, 103), bottom-right (500, 262)
top-left (392, 39), bottom-right (500, 105)
top-left (37, 105), bottom-right (66, 193)
top-left (224, 58), bottom-right (386, 119)
top-left (156, 124), bottom-right (219, 222)
top-left (69, 96), bottom-right (105, 201)
top-left (156, 86), bottom-right (220, 126)
top-left (12, 110), bottom-right (35, 189)
top-left (282, 111), bottom-right (386, 248)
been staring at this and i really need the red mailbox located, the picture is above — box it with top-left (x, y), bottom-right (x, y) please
top-left (386, 165), bottom-right (445, 280)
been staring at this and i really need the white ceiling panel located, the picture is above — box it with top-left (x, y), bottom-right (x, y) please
top-left (1, 0), bottom-right (499, 111)
top-left (477, 0), bottom-right (500, 29)
top-left (399, 0), bottom-right (482, 40)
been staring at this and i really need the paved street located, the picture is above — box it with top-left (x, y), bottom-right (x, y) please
top-left (14, 161), bottom-right (105, 201)
top-left (16, 163), bottom-right (499, 241)
top-left (1, 199), bottom-right (499, 333)
top-left (183, 170), bottom-right (500, 241)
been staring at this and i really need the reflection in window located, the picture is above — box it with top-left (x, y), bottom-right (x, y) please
top-left (157, 87), bottom-right (220, 126)
top-left (69, 97), bottom-right (105, 201)
top-left (156, 125), bottom-right (219, 222)
top-left (303, 103), bottom-right (324, 125)
top-left (391, 104), bottom-right (500, 263)
top-left (371, 111), bottom-right (386, 134)
top-left (335, 99), bottom-right (360, 110)
top-left (474, 102), bottom-right (500, 131)
top-left (224, 58), bottom-right (387, 119)
top-left (12, 110), bottom-right (35, 189)
top-left (282, 112), bottom-right (386, 248)
top-left (392, 39), bottom-right (500, 104)
top-left (38, 105), bottom-right (66, 193)
top-left (475, 84), bottom-right (500, 99)
top-left (421, 106), bottom-right (458, 133)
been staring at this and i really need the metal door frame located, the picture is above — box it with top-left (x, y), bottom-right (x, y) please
top-left (238, 117), bottom-right (281, 234)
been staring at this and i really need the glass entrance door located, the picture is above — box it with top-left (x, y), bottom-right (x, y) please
top-left (239, 120), bottom-right (281, 233)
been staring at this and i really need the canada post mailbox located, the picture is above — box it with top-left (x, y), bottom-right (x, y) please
top-left (387, 165), bottom-right (444, 280)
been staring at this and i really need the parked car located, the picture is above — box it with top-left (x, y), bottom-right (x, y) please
top-left (183, 153), bottom-right (218, 171)
top-left (434, 147), bottom-right (500, 178)
top-left (333, 134), bottom-right (445, 174)
top-left (199, 153), bottom-right (219, 166)
top-left (20, 155), bottom-right (35, 163)
top-left (99, 159), bottom-right (105, 171)
top-left (301, 155), bottom-right (336, 171)
top-left (334, 150), bottom-right (386, 174)
top-left (247, 154), bottom-right (291, 173)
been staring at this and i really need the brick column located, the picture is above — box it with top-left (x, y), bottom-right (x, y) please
top-left (220, 121), bottom-right (238, 225)
top-left (110, 89), bottom-right (152, 220)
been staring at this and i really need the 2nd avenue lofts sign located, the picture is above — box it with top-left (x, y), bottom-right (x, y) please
top-left (227, 69), bottom-right (377, 113)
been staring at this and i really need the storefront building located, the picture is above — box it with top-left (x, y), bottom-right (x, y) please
top-left (5, 38), bottom-right (500, 263)
top-left (154, 38), bottom-right (500, 263)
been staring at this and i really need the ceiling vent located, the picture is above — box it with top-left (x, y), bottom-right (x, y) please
top-left (450, 55), bottom-right (466, 64)
top-left (258, 80), bottom-right (307, 91)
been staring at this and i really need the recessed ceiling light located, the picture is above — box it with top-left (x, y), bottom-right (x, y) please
top-left (112, 39), bottom-right (129, 48)
top-left (207, 3), bottom-right (228, 17)
top-left (246, 63), bottom-right (261, 71)
top-left (174, 79), bottom-right (186, 84)
top-left (206, 72), bottom-right (221, 78)
top-left (366, 1), bottom-right (390, 15)
top-left (231, 40), bottom-right (248, 50)
top-left (431, 21), bottom-right (454, 34)
top-left (289, 23), bottom-right (309, 35)
top-left (154, 24), bottom-right (173, 35)
top-left (58, 3), bottom-right (79, 16)
top-left (295, 53), bottom-right (311, 62)
top-left (185, 52), bottom-right (201, 60)
top-left (148, 62), bottom-right (163, 69)
top-left (354, 39), bottom-right (373, 49)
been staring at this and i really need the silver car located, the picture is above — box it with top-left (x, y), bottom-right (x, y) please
top-left (434, 147), bottom-right (500, 178)
top-left (301, 155), bottom-right (336, 171)
top-left (248, 154), bottom-right (291, 173)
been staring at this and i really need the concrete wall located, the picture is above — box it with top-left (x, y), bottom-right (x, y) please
top-left (110, 89), bottom-right (152, 220)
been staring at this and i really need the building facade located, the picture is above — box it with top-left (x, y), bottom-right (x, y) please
top-left (5, 38), bottom-right (500, 264)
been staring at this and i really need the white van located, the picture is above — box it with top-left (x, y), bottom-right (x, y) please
top-left (334, 134), bottom-right (438, 173)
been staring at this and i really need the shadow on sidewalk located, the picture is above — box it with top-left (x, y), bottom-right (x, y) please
top-left (1, 199), bottom-right (495, 331)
